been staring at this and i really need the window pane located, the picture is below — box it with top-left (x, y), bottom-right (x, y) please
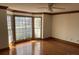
top-left (34, 17), bottom-right (41, 38)
top-left (15, 16), bottom-right (32, 40)
top-left (7, 15), bottom-right (13, 44)
top-left (35, 29), bottom-right (40, 38)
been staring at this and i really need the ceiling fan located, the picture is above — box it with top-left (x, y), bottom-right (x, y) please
top-left (37, 3), bottom-right (65, 12)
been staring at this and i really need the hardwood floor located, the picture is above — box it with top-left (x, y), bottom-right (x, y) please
top-left (0, 39), bottom-right (79, 55)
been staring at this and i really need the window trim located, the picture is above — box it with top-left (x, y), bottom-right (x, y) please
top-left (8, 14), bottom-right (42, 43)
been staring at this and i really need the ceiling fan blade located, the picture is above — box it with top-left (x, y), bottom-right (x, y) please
top-left (52, 7), bottom-right (65, 9)
top-left (37, 7), bottom-right (65, 9)
top-left (37, 7), bottom-right (47, 9)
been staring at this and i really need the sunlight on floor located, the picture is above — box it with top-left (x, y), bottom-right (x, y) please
top-left (9, 40), bottom-right (41, 55)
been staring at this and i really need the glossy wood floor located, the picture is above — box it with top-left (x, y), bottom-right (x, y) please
top-left (0, 39), bottom-right (79, 55)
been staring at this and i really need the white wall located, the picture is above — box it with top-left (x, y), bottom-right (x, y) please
top-left (52, 13), bottom-right (79, 44)
top-left (0, 9), bottom-right (9, 49)
top-left (43, 14), bottom-right (52, 38)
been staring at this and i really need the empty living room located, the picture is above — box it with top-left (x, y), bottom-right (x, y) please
top-left (0, 3), bottom-right (79, 55)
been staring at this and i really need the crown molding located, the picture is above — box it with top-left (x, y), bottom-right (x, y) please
top-left (7, 8), bottom-right (79, 15)
top-left (52, 10), bottom-right (79, 15)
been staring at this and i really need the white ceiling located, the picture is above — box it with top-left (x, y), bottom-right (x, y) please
top-left (0, 3), bottom-right (79, 13)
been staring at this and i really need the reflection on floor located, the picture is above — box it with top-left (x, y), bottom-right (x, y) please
top-left (0, 39), bottom-right (79, 55)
